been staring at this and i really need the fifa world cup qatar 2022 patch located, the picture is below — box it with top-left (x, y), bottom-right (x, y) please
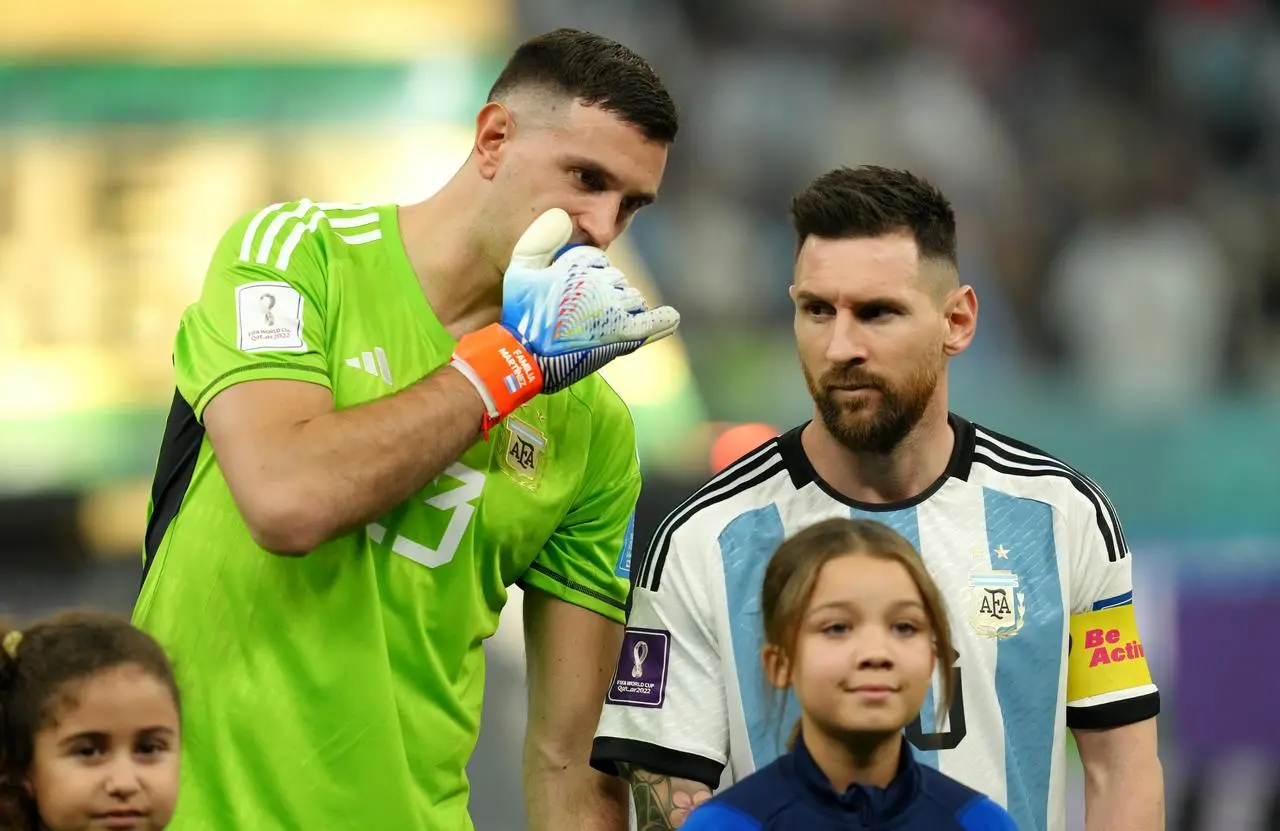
top-left (236, 281), bottom-right (306, 352)
top-left (607, 628), bottom-right (670, 708)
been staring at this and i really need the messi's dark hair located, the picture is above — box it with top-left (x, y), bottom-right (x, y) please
top-left (790, 165), bottom-right (956, 265)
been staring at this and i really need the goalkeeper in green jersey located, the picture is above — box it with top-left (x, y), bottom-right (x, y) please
top-left (133, 28), bottom-right (680, 831)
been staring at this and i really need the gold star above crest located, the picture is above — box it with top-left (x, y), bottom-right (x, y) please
top-left (994, 545), bottom-right (1010, 560)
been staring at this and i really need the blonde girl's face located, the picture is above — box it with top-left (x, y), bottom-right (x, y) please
top-left (26, 664), bottom-right (181, 831)
top-left (780, 554), bottom-right (937, 737)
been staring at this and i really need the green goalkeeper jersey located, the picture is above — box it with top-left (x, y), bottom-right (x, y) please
top-left (134, 200), bottom-right (640, 831)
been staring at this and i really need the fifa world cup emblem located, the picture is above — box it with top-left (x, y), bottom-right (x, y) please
top-left (260, 292), bottom-right (277, 326)
top-left (630, 641), bottom-right (649, 679)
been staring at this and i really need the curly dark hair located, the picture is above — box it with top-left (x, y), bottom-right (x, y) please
top-left (0, 611), bottom-right (179, 830)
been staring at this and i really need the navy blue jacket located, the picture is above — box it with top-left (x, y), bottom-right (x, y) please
top-left (680, 737), bottom-right (1017, 830)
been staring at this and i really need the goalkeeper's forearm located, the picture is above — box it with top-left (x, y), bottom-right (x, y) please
top-left (524, 756), bottom-right (629, 831)
top-left (211, 365), bottom-right (488, 556)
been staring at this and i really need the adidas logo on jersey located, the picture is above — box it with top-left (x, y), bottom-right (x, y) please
top-left (345, 348), bottom-right (392, 385)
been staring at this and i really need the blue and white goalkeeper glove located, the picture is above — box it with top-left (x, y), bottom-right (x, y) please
top-left (451, 208), bottom-right (680, 434)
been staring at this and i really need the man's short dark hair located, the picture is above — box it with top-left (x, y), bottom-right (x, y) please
top-left (790, 166), bottom-right (956, 265)
top-left (488, 28), bottom-right (678, 144)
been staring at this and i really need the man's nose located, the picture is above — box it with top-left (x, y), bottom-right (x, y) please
top-left (575, 198), bottom-right (625, 250)
top-left (826, 311), bottom-right (868, 365)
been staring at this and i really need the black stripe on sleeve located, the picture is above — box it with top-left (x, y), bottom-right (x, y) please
top-left (519, 562), bottom-right (627, 612)
top-left (976, 427), bottom-right (1128, 554)
top-left (634, 441), bottom-right (781, 590)
top-left (193, 362), bottom-right (329, 416)
top-left (1067, 691), bottom-right (1160, 730)
top-left (645, 460), bottom-right (786, 593)
top-left (590, 736), bottom-right (724, 790)
top-left (973, 439), bottom-right (1126, 562)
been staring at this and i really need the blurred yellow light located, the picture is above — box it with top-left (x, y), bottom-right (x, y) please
top-left (77, 480), bottom-right (151, 559)
top-left (0, 353), bottom-right (127, 418)
top-left (600, 339), bottom-right (691, 409)
top-left (0, 0), bottom-right (507, 58)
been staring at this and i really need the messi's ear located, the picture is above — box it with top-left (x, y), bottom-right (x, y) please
top-left (762, 643), bottom-right (791, 690)
top-left (942, 284), bottom-right (978, 357)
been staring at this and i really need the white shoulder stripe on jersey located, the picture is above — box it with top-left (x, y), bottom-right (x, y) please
top-left (634, 440), bottom-right (780, 589)
top-left (977, 429), bottom-right (1126, 542)
top-left (972, 431), bottom-right (1127, 562)
top-left (336, 229), bottom-right (383, 246)
top-left (975, 431), bottom-right (1128, 557)
top-left (972, 448), bottom-right (1124, 562)
top-left (255, 199), bottom-right (317, 265)
top-left (328, 213), bottom-right (379, 229)
top-left (635, 441), bottom-right (786, 592)
top-left (276, 211), bottom-right (326, 271)
top-left (238, 202), bottom-right (284, 262)
top-left (238, 202), bottom-right (385, 272)
top-left (633, 438), bottom-right (780, 587)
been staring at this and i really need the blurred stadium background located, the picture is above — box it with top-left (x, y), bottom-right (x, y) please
top-left (2, 0), bottom-right (1279, 828)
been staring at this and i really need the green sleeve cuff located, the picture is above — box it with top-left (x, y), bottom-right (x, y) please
top-left (518, 562), bottom-right (627, 625)
top-left (191, 362), bottom-right (330, 421)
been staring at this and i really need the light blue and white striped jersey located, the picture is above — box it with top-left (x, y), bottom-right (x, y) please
top-left (592, 415), bottom-right (1160, 831)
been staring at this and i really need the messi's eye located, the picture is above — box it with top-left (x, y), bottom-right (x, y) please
top-left (858, 304), bottom-right (895, 321)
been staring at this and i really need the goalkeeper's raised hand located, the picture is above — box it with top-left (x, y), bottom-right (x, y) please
top-left (451, 208), bottom-right (680, 434)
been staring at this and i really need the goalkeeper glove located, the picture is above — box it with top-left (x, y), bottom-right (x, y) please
top-left (451, 208), bottom-right (680, 436)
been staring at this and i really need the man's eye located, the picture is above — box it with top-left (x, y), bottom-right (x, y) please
top-left (574, 169), bottom-right (605, 190)
top-left (858, 305), bottom-right (898, 321)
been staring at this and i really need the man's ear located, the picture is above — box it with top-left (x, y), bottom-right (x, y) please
top-left (942, 284), bottom-right (978, 358)
top-left (473, 101), bottom-right (516, 181)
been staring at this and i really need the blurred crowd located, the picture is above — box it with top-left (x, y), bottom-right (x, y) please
top-left (520, 0), bottom-right (1280, 406)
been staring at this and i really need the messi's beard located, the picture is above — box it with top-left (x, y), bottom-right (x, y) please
top-left (805, 355), bottom-right (942, 456)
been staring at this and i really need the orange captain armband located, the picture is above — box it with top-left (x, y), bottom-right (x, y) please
top-left (450, 323), bottom-right (545, 439)
top-left (1066, 603), bottom-right (1153, 703)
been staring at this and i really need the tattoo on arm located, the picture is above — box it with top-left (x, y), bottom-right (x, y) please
top-left (624, 766), bottom-right (714, 830)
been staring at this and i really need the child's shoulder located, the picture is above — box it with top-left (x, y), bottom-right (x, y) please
top-left (683, 757), bottom-right (798, 829)
top-left (917, 767), bottom-right (1018, 830)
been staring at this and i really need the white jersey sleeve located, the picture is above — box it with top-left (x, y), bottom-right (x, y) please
top-left (1063, 477), bottom-right (1160, 729)
top-left (590, 525), bottom-right (730, 789)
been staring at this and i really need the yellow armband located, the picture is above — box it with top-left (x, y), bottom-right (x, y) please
top-left (1066, 604), bottom-right (1152, 702)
